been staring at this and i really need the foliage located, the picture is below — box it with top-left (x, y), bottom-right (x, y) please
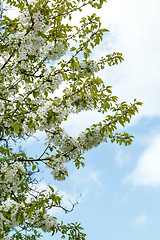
top-left (0, 0), bottom-right (142, 239)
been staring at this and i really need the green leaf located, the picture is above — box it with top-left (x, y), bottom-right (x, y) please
top-left (33, 91), bottom-right (38, 98)
top-left (49, 185), bottom-right (54, 192)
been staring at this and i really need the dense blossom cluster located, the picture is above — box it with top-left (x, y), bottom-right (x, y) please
top-left (0, 200), bottom-right (22, 229)
top-left (78, 60), bottom-right (99, 75)
top-left (0, 162), bottom-right (25, 201)
top-left (29, 211), bottom-right (57, 232)
top-left (0, 0), bottom-right (142, 239)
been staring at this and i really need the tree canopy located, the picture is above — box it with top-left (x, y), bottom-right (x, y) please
top-left (0, 0), bottom-right (142, 239)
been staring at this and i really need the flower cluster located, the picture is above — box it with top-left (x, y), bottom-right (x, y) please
top-left (42, 42), bottom-right (67, 61)
top-left (78, 60), bottom-right (99, 75)
top-left (0, 199), bottom-right (58, 237)
top-left (0, 162), bottom-right (25, 201)
top-left (28, 210), bottom-right (57, 232)
top-left (0, 200), bottom-right (23, 238)
top-left (78, 125), bottom-right (108, 150)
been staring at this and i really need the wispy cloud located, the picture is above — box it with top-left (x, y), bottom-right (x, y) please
top-left (134, 213), bottom-right (148, 226)
top-left (71, 167), bottom-right (104, 186)
top-left (115, 149), bottom-right (130, 167)
top-left (70, 166), bottom-right (106, 199)
top-left (123, 135), bottom-right (160, 186)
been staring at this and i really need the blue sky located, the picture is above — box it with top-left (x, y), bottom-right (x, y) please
top-left (19, 0), bottom-right (160, 239)
top-left (26, 117), bottom-right (160, 240)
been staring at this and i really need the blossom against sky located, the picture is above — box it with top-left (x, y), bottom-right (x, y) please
top-left (22, 0), bottom-right (160, 239)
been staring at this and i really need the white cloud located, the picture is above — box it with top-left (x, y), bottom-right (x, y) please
top-left (134, 213), bottom-right (148, 226)
top-left (123, 135), bottom-right (160, 186)
top-left (62, 110), bottom-right (105, 137)
top-left (97, 0), bottom-right (160, 117)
